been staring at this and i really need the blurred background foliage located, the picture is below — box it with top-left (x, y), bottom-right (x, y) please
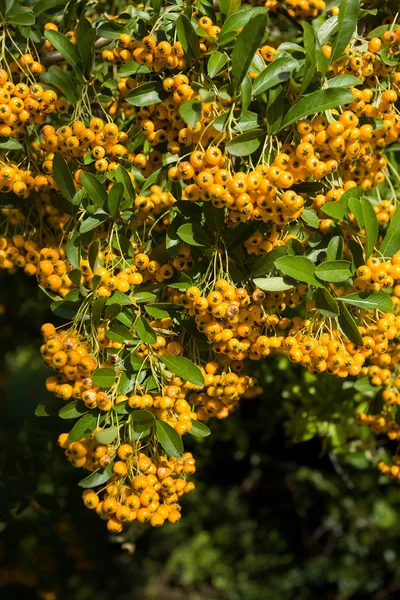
top-left (2, 270), bottom-right (400, 600)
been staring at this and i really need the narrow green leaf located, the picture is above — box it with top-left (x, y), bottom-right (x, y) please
top-left (253, 277), bottom-right (294, 291)
top-left (189, 420), bottom-right (211, 437)
top-left (81, 172), bottom-right (107, 210)
top-left (253, 55), bottom-right (299, 95)
top-left (361, 198), bottom-right (378, 258)
top-left (301, 209), bottom-right (319, 229)
top-left (125, 81), bottom-right (163, 106)
top-left (339, 292), bottom-right (394, 312)
top-left (280, 88), bottom-right (354, 131)
top-left (76, 17), bottom-right (96, 77)
top-left (315, 288), bottom-right (339, 317)
top-left (44, 30), bottom-right (81, 70)
top-left (95, 426), bottom-right (119, 444)
top-left (301, 23), bottom-right (316, 93)
top-left (135, 315), bottom-right (157, 344)
top-left (65, 232), bottom-right (81, 269)
top-left (219, 7), bottom-right (268, 45)
top-left (327, 74), bottom-right (363, 88)
top-left (160, 355), bottom-right (204, 387)
top-left (59, 401), bottom-right (87, 419)
top-left (330, 0), bottom-right (360, 63)
top-left (68, 412), bottom-right (98, 443)
top-left (326, 236), bottom-right (343, 261)
top-left (179, 100), bottom-right (202, 128)
top-left (274, 256), bottom-right (323, 288)
top-left (156, 420), bottom-right (183, 458)
top-left (251, 246), bottom-right (288, 277)
top-left (177, 222), bottom-right (211, 246)
top-left (226, 129), bottom-right (263, 157)
top-left (337, 302), bottom-right (363, 346)
top-left (208, 52), bottom-right (228, 78)
top-left (176, 14), bottom-right (201, 60)
top-left (231, 13), bottom-right (269, 88)
top-left (53, 153), bottom-right (76, 202)
top-left (79, 211), bottom-right (108, 233)
top-left (0, 138), bottom-right (23, 150)
top-left (380, 204), bottom-right (400, 258)
top-left (315, 260), bottom-right (352, 283)
top-left (108, 182), bottom-right (123, 219)
top-left (91, 367), bottom-right (116, 388)
top-left (219, 0), bottom-right (241, 18)
top-left (78, 465), bottom-right (114, 488)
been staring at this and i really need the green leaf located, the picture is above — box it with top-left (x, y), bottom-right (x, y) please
top-left (79, 211), bottom-right (108, 233)
top-left (53, 152), bottom-right (75, 202)
top-left (156, 420), bottom-right (183, 458)
top-left (380, 204), bottom-right (400, 258)
top-left (160, 355), bottom-right (204, 387)
top-left (203, 202), bottom-right (225, 232)
top-left (327, 74), bottom-right (363, 88)
top-left (339, 292), bottom-right (394, 312)
top-left (226, 129), bottom-right (263, 157)
top-left (91, 367), bottom-right (116, 388)
top-left (274, 256), bottom-right (323, 288)
top-left (321, 202), bottom-right (347, 220)
top-left (315, 288), bottom-right (339, 318)
top-left (361, 198), bottom-right (378, 259)
top-left (78, 465), bottom-right (114, 488)
top-left (179, 100), bottom-right (202, 128)
top-left (95, 426), bottom-right (119, 444)
top-left (253, 55), bottom-right (299, 95)
top-left (301, 209), bottom-right (319, 229)
top-left (177, 222), bottom-right (211, 246)
top-left (0, 138), bottom-right (23, 150)
top-left (33, 0), bottom-right (63, 16)
top-left (8, 11), bottom-right (35, 25)
top-left (44, 30), bottom-right (81, 70)
top-left (68, 412), bottom-right (98, 443)
top-left (115, 165), bottom-right (135, 201)
top-left (280, 88), bottom-right (354, 131)
top-left (65, 232), bottom-right (81, 269)
top-left (76, 17), bottom-right (96, 77)
top-left (267, 85), bottom-right (284, 135)
top-left (326, 236), bottom-right (343, 261)
top-left (240, 74), bottom-right (252, 114)
top-left (131, 409), bottom-right (155, 422)
top-left (133, 292), bottom-right (157, 303)
top-left (176, 14), bottom-right (201, 60)
top-left (125, 81), bottom-right (163, 106)
top-left (108, 182), bottom-right (123, 219)
top-left (231, 13), bottom-right (269, 88)
top-left (41, 66), bottom-right (77, 106)
top-left (330, 0), bottom-right (360, 64)
top-left (337, 302), bottom-right (363, 346)
top-left (134, 315), bottom-right (157, 344)
top-left (106, 291), bottom-right (134, 305)
top-left (189, 420), bottom-right (211, 437)
top-left (253, 277), bottom-right (294, 291)
top-left (354, 377), bottom-right (380, 394)
top-left (315, 260), bottom-right (352, 283)
top-left (35, 397), bottom-right (59, 417)
top-left (118, 61), bottom-right (152, 76)
top-left (301, 23), bottom-right (316, 93)
top-left (208, 52), bottom-right (228, 78)
top-left (59, 402), bottom-right (87, 420)
top-left (81, 172), bottom-right (107, 210)
top-left (251, 246), bottom-right (288, 277)
top-left (219, 0), bottom-right (241, 18)
top-left (219, 7), bottom-right (268, 45)
top-left (92, 297), bottom-right (106, 326)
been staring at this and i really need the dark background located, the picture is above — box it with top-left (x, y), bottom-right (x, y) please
top-left (2, 270), bottom-right (400, 600)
